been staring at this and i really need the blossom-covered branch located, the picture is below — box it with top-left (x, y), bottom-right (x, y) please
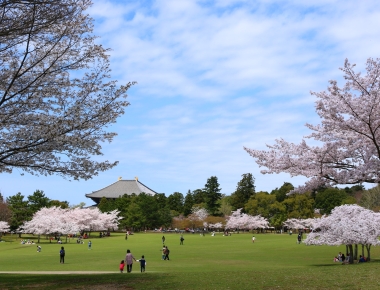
top-left (245, 58), bottom-right (380, 193)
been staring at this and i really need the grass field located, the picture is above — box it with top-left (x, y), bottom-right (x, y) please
top-left (1, 232), bottom-right (380, 289)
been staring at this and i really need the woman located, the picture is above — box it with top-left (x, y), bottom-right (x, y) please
top-left (124, 249), bottom-right (136, 273)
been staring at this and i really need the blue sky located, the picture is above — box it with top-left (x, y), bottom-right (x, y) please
top-left (2, 0), bottom-right (380, 205)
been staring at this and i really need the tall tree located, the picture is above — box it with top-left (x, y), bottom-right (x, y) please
top-left (6, 192), bottom-right (31, 231)
top-left (245, 58), bottom-right (380, 193)
top-left (28, 190), bottom-right (50, 214)
top-left (230, 173), bottom-right (256, 211)
top-left (270, 182), bottom-right (294, 203)
top-left (167, 192), bottom-right (184, 214)
top-left (192, 189), bottom-right (206, 206)
top-left (203, 176), bottom-right (222, 216)
top-left (0, 0), bottom-right (133, 180)
top-left (183, 190), bottom-right (194, 216)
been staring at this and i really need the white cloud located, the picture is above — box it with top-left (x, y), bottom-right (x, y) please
top-left (3, 0), bottom-right (380, 204)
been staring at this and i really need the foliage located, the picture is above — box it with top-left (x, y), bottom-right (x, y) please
top-left (28, 190), bottom-right (50, 214)
top-left (360, 185), bottom-right (380, 211)
top-left (245, 58), bottom-right (380, 193)
top-left (0, 0), bottom-right (133, 180)
top-left (282, 193), bottom-right (315, 219)
top-left (217, 195), bottom-right (233, 217)
top-left (167, 192), bottom-right (184, 213)
top-left (183, 190), bottom-right (194, 216)
top-left (270, 182), bottom-right (294, 202)
top-left (314, 188), bottom-right (353, 215)
top-left (203, 176), bottom-right (222, 215)
top-left (6, 192), bottom-right (31, 231)
top-left (229, 173), bottom-right (255, 211)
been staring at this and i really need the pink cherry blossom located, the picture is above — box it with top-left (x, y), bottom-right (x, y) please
top-left (245, 58), bottom-right (380, 193)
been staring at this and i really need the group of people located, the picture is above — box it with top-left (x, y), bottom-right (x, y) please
top-left (334, 252), bottom-right (367, 264)
top-left (20, 239), bottom-right (35, 245)
top-left (120, 249), bottom-right (146, 273)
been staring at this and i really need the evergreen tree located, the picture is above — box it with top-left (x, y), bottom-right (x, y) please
top-left (28, 190), bottom-right (50, 214)
top-left (167, 192), bottom-right (184, 213)
top-left (6, 193), bottom-right (31, 231)
top-left (183, 190), bottom-right (194, 216)
top-left (203, 176), bottom-right (222, 216)
top-left (230, 173), bottom-right (256, 211)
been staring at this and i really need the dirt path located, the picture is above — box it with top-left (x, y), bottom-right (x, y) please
top-left (0, 271), bottom-right (117, 274)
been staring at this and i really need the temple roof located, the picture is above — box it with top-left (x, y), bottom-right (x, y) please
top-left (85, 179), bottom-right (157, 200)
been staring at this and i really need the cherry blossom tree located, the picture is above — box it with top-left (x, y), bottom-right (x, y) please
top-left (0, 0), bottom-right (133, 180)
top-left (0, 221), bottom-right (9, 239)
top-left (225, 208), bottom-right (269, 233)
top-left (20, 206), bottom-right (120, 242)
top-left (245, 58), bottom-right (380, 193)
top-left (19, 207), bottom-right (78, 243)
top-left (187, 207), bottom-right (209, 229)
top-left (283, 218), bottom-right (316, 230)
top-left (304, 204), bottom-right (380, 263)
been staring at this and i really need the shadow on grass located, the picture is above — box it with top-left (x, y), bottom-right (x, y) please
top-left (0, 274), bottom-right (157, 290)
top-left (311, 259), bottom-right (380, 267)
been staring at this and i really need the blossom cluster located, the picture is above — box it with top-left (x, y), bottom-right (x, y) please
top-left (19, 207), bottom-right (121, 235)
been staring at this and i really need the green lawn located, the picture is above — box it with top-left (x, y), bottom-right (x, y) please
top-left (1, 232), bottom-right (380, 289)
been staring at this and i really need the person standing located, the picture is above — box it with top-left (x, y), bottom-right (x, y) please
top-left (252, 236), bottom-right (256, 243)
top-left (180, 235), bottom-right (184, 245)
top-left (125, 249), bottom-right (137, 273)
top-left (88, 240), bottom-right (92, 250)
top-left (59, 246), bottom-right (65, 264)
top-left (162, 236), bottom-right (165, 244)
top-left (139, 255), bottom-right (146, 272)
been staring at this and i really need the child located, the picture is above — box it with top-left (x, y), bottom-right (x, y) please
top-left (139, 255), bottom-right (146, 272)
top-left (119, 260), bottom-right (125, 273)
top-left (37, 245), bottom-right (41, 252)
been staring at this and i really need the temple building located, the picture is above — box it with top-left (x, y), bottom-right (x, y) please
top-left (85, 177), bottom-right (158, 205)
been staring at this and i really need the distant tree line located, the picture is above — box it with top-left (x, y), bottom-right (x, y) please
top-left (2, 173), bottom-right (378, 232)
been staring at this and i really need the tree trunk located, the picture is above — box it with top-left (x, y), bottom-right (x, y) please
top-left (354, 244), bottom-right (358, 260)
top-left (348, 244), bottom-right (354, 264)
top-left (365, 244), bottom-right (371, 261)
top-left (361, 244), bottom-right (365, 257)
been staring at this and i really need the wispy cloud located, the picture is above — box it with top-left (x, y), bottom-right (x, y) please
top-left (2, 0), bottom-right (380, 204)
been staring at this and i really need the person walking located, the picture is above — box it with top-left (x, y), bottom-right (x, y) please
top-left (119, 260), bottom-right (125, 273)
top-left (125, 249), bottom-right (137, 273)
top-left (180, 235), bottom-right (184, 245)
top-left (59, 246), bottom-right (65, 264)
top-left (162, 235), bottom-right (165, 244)
top-left (162, 245), bottom-right (166, 260)
top-left (164, 246), bottom-right (170, 261)
top-left (252, 236), bottom-right (256, 243)
top-left (88, 240), bottom-right (92, 250)
top-left (297, 233), bottom-right (302, 244)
